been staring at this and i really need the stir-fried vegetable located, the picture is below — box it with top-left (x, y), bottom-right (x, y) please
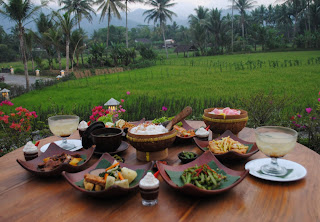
top-left (181, 164), bottom-right (226, 190)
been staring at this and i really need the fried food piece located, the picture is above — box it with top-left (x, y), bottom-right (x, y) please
top-left (84, 180), bottom-right (94, 191)
top-left (84, 173), bottom-right (106, 187)
top-left (208, 136), bottom-right (248, 154)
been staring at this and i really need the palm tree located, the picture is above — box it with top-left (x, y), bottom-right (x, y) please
top-left (234, 0), bottom-right (256, 49)
top-left (0, 0), bottom-right (49, 91)
top-left (45, 27), bottom-right (64, 70)
top-left (124, 0), bottom-right (143, 48)
top-left (58, 0), bottom-right (95, 66)
top-left (24, 30), bottom-right (35, 73)
top-left (34, 13), bottom-right (55, 70)
top-left (52, 11), bottom-right (76, 74)
top-left (95, 0), bottom-right (125, 48)
top-left (58, 0), bottom-right (96, 29)
top-left (144, 0), bottom-right (177, 59)
top-left (188, 6), bottom-right (208, 55)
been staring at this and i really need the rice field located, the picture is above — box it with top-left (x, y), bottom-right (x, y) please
top-left (11, 51), bottom-right (320, 121)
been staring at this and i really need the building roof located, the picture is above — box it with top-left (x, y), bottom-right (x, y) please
top-left (104, 98), bottom-right (120, 106)
top-left (174, 45), bottom-right (198, 53)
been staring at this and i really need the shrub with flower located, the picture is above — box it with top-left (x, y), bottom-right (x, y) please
top-left (0, 101), bottom-right (38, 157)
top-left (89, 97), bottom-right (127, 124)
top-left (290, 92), bottom-right (320, 152)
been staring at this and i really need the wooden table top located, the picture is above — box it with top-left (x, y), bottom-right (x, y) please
top-left (0, 121), bottom-right (319, 222)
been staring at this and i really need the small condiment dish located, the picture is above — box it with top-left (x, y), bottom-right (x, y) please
top-left (178, 151), bottom-right (198, 164)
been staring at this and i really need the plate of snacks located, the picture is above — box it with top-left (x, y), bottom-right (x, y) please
top-left (17, 143), bottom-right (95, 177)
top-left (62, 153), bottom-right (152, 197)
top-left (157, 151), bottom-right (248, 196)
top-left (193, 130), bottom-right (259, 160)
top-left (174, 120), bottom-right (196, 141)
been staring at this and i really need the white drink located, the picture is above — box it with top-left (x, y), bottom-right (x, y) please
top-left (256, 132), bottom-right (297, 157)
top-left (49, 119), bottom-right (78, 137)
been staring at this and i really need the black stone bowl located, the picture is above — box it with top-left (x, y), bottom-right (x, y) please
top-left (91, 127), bottom-right (123, 153)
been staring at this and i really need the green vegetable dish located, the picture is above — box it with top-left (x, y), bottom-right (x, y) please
top-left (181, 164), bottom-right (227, 190)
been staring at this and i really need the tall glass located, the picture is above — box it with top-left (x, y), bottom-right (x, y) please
top-left (48, 115), bottom-right (80, 149)
top-left (255, 126), bottom-right (298, 176)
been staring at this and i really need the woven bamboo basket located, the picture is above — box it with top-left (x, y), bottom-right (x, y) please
top-left (203, 108), bottom-right (248, 135)
top-left (127, 129), bottom-right (177, 153)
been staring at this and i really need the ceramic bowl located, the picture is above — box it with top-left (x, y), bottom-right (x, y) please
top-left (193, 130), bottom-right (259, 161)
top-left (178, 151), bottom-right (198, 164)
top-left (17, 143), bottom-right (95, 177)
top-left (62, 153), bottom-right (152, 197)
top-left (157, 151), bottom-right (249, 196)
top-left (91, 127), bottom-right (123, 152)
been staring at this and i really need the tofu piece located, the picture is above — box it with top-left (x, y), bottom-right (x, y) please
top-left (95, 185), bottom-right (102, 191)
top-left (114, 179), bottom-right (129, 188)
top-left (121, 167), bottom-right (137, 184)
top-left (84, 180), bottom-right (94, 191)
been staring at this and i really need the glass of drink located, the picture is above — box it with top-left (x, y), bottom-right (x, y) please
top-left (48, 115), bottom-right (80, 149)
top-left (255, 126), bottom-right (298, 176)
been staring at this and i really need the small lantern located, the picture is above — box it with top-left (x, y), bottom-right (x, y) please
top-left (10, 67), bottom-right (14, 75)
top-left (56, 75), bottom-right (62, 80)
top-left (60, 70), bottom-right (65, 77)
top-left (1, 88), bottom-right (10, 100)
top-left (35, 69), bottom-right (40, 77)
top-left (104, 98), bottom-right (120, 111)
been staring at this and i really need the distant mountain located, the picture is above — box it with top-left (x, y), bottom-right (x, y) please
top-left (1, 8), bottom-right (235, 36)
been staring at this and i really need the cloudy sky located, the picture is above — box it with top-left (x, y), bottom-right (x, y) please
top-left (46, 0), bottom-right (280, 18)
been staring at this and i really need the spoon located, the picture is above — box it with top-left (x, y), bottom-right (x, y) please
top-left (164, 106), bottom-right (193, 131)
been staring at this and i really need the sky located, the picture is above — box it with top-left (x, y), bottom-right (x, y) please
top-left (44, 0), bottom-right (279, 19)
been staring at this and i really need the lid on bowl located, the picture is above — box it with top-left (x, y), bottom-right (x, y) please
top-left (82, 121), bottom-right (105, 149)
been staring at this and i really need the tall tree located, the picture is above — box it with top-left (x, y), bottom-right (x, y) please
top-left (234, 0), bottom-right (256, 49)
top-left (0, 0), bottom-right (49, 91)
top-left (144, 0), bottom-right (177, 59)
top-left (45, 27), bottom-right (64, 70)
top-left (95, 0), bottom-right (125, 48)
top-left (58, 0), bottom-right (95, 66)
top-left (124, 0), bottom-right (143, 48)
top-left (24, 30), bottom-right (35, 73)
top-left (52, 11), bottom-right (76, 74)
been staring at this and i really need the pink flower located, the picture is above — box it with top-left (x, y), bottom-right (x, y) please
top-left (126, 91), bottom-right (130, 95)
top-left (114, 114), bottom-right (119, 118)
top-left (318, 98), bottom-right (320, 102)
top-left (0, 100), bottom-right (13, 106)
top-left (297, 114), bottom-right (302, 118)
top-left (120, 108), bottom-right (126, 113)
top-left (162, 106), bottom-right (168, 111)
top-left (121, 99), bottom-right (124, 103)
top-left (0, 111), bottom-right (4, 115)
top-left (306, 108), bottom-right (312, 114)
top-left (89, 115), bottom-right (95, 121)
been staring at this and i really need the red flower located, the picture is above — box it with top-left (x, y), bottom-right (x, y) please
top-left (290, 116), bottom-right (295, 120)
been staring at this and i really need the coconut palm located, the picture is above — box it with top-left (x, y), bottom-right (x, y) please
top-left (124, 0), bottom-right (143, 48)
top-left (58, 0), bottom-right (96, 29)
top-left (234, 0), bottom-right (257, 49)
top-left (52, 11), bottom-right (76, 74)
top-left (0, 0), bottom-right (50, 91)
top-left (95, 0), bottom-right (125, 48)
top-left (144, 0), bottom-right (177, 59)
top-left (24, 30), bottom-right (35, 73)
top-left (45, 27), bottom-right (64, 70)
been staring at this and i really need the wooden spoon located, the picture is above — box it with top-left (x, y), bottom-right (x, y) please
top-left (165, 106), bottom-right (193, 131)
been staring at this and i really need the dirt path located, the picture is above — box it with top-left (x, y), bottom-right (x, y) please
top-left (0, 73), bottom-right (52, 88)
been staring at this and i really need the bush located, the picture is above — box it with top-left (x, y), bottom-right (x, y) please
top-left (128, 60), bottom-right (155, 70)
top-left (137, 44), bottom-right (157, 60)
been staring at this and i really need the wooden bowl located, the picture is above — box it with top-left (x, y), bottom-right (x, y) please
top-left (203, 108), bottom-right (248, 135)
top-left (127, 128), bottom-right (177, 152)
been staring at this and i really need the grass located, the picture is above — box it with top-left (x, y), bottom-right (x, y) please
top-left (9, 51), bottom-right (320, 121)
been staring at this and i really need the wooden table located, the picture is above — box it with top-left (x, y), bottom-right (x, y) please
top-left (0, 121), bottom-right (319, 222)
